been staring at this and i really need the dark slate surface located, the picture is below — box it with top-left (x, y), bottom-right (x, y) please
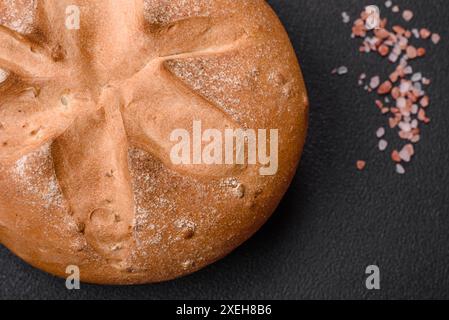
top-left (1, 0), bottom-right (449, 300)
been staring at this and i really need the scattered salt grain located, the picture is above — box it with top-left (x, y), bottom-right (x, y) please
top-left (389, 53), bottom-right (399, 63)
top-left (406, 46), bottom-right (417, 59)
top-left (420, 28), bottom-right (431, 39)
top-left (334, 66), bottom-right (348, 75)
top-left (391, 150), bottom-right (401, 162)
top-left (400, 81), bottom-right (411, 93)
top-left (396, 164), bottom-right (406, 174)
top-left (378, 45), bottom-right (390, 56)
top-left (396, 97), bottom-right (407, 109)
top-left (399, 146), bottom-right (412, 162)
top-left (413, 82), bottom-right (423, 92)
top-left (342, 12), bottom-right (350, 24)
top-left (417, 47), bottom-right (426, 57)
top-left (378, 80), bottom-right (393, 94)
top-left (431, 33), bottom-right (441, 44)
top-left (370, 76), bottom-right (380, 89)
top-left (379, 139), bottom-right (388, 151)
top-left (411, 72), bottom-right (422, 82)
top-left (404, 66), bottom-right (413, 74)
top-left (420, 96), bottom-right (429, 108)
top-left (357, 160), bottom-right (366, 171)
top-left (376, 127), bottom-right (386, 138)
top-left (399, 121), bottom-right (412, 133)
top-left (402, 10), bottom-right (414, 22)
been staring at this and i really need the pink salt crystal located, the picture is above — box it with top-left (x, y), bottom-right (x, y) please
top-left (357, 161), bottom-right (367, 171)
top-left (402, 10), bottom-right (414, 21)
top-left (378, 45), bottom-right (390, 56)
top-left (399, 146), bottom-right (412, 162)
top-left (420, 28), bottom-right (431, 39)
top-left (406, 46), bottom-right (417, 59)
top-left (348, 6), bottom-right (438, 174)
top-left (422, 78), bottom-right (431, 85)
top-left (406, 144), bottom-right (415, 156)
top-left (418, 109), bottom-right (426, 121)
top-left (396, 97), bottom-right (407, 109)
top-left (391, 87), bottom-right (401, 99)
top-left (389, 53), bottom-right (399, 63)
top-left (399, 122), bottom-right (412, 133)
top-left (376, 127), bottom-right (386, 138)
top-left (396, 164), bottom-right (406, 174)
top-left (431, 33), bottom-right (441, 44)
top-left (390, 72), bottom-right (399, 83)
top-left (417, 47), bottom-right (426, 57)
top-left (370, 76), bottom-right (380, 89)
top-left (420, 96), bottom-right (429, 108)
top-left (411, 135), bottom-right (420, 143)
top-left (376, 28), bottom-right (391, 39)
top-left (378, 81), bottom-right (393, 94)
top-left (400, 81), bottom-right (411, 93)
top-left (399, 130), bottom-right (411, 140)
top-left (399, 36), bottom-right (409, 48)
top-left (375, 100), bottom-right (384, 109)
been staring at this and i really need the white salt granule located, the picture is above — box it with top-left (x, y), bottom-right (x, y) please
top-left (342, 12), bottom-right (350, 24)
top-left (396, 164), bottom-right (405, 174)
top-left (379, 139), bottom-right (388, 151)
top-left (376, 127), bottom-right (386, 138)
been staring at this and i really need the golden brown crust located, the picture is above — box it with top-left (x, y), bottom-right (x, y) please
top-left (0, 0), bottom-right (308, 284)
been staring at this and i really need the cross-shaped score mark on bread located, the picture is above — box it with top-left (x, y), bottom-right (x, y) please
top-left (0, 0), bottom-right (252, 268)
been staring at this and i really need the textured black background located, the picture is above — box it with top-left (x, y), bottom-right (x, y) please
top-left (1, 0), bottom-right (449, 300)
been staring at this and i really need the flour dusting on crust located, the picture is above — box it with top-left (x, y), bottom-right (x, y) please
top-left (12, 142), bottom-right (64, 209)
top-left (0, 0), bottom-right (36, 34)
top-left (144, 0), bottom-right (212, 24)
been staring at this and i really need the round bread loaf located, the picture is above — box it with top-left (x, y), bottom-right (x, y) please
top-left (0, 0), bottom-right (308, 284)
